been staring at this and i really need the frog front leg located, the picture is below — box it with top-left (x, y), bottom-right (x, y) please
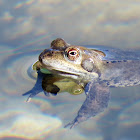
top-left (22, 71), bottom-right (50, 102)
top-left (64, 82), bottom-right (110, 129)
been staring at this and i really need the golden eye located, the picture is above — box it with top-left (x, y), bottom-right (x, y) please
top-left (66, 48), bottom-right (80, 61)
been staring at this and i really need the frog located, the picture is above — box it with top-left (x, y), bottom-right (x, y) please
top-left (23, 38), bottom-right (140, 129)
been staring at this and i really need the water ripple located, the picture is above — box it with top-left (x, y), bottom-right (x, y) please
top-left (0, 50), bottom-right (42, 95)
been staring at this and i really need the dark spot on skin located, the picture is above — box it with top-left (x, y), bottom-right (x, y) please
top-left (134, 82), bottom-right (138, 85)
top-left (111, 61), bottom-right (117, 63)
top-left (106, 82), bottom-right (110, 86)
top-left (107, 60), bottom-right (126, 64)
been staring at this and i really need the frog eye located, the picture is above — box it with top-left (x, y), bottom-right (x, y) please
top-left (66, 48), bottom-right (80, 61)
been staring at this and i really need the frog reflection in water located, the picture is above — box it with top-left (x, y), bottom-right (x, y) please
top-left (41, 73), bottom-right (84, 96)
top-left (23, 38), bottom-right (140, 129)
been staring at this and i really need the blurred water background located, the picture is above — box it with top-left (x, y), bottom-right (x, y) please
top-left (0, 0), bottom-right (140, 140)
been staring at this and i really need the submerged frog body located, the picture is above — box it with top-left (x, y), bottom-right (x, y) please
top-left (24, 38), bottom-right (140, 128)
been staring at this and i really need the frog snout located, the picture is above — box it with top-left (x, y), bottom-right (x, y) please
top-left (39, 49), bottom-right (54, 63)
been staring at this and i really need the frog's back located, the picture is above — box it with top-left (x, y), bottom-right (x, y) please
top-left (90, 46), bottom-right (140, 87)
top-left (85, 45), bottom-right (140, 61)
top-left (102, 48), bottom-right (140, 61)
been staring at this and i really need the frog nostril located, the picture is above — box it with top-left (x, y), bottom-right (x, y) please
top-left (46, 51), bottom-right (53, 57)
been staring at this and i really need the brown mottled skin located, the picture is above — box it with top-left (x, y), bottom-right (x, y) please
top-left (25, 38), bottom-right (140, 128)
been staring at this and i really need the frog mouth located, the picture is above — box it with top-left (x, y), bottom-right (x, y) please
top-left (46, 66), bottom-right (81, 78)
top-left (57, 70), bottom-right (79, 77)
top-left (51, 68), bottom-right (80, 77)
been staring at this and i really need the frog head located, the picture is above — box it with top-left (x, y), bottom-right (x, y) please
top-left (39, 38), bottom-right (105, 81)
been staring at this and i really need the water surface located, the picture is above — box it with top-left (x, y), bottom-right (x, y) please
top-left (0, 0), bottom-right (140, 140)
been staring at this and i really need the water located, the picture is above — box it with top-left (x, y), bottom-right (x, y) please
top-left (0, 0), bottom-right (140, 140)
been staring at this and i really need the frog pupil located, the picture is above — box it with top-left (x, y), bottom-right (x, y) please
top-left (70, 51), bottom-right (76, 55)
